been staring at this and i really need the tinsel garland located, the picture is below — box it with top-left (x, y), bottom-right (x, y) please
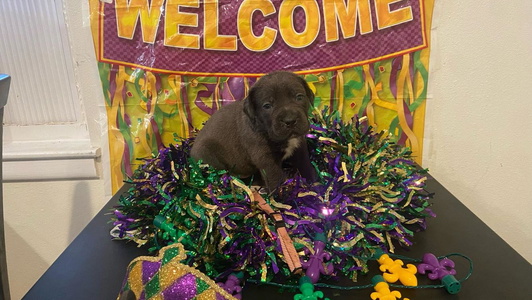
top-left (112, 110), bottom-right (434, 284)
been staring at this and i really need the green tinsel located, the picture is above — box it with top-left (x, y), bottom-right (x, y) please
top-left (111, 110), bottom-right (434, 282)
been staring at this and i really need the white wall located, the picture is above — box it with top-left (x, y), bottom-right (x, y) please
top-left (423, 1), bottom-right (532, 263)
top-left (4, 180), bottom-right (106, 300)
top-left (3, 0), bottom-right (531, 299)
top-left (3, 1), bottom-right (110, 299)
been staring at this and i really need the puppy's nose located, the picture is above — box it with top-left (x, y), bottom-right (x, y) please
top-left (281, 116), bottom-right (297, 127)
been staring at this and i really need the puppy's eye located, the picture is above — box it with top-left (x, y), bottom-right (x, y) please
top-left (262, 103), bottom-right (272, 109)
top-left (296, 94), bottom-right (305, 101)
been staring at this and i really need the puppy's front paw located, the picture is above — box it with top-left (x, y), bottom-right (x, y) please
top-left (260, 167), bottom-right (286, 194)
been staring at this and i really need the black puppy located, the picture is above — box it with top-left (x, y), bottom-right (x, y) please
top-left (191, 71), bottom-right (316, 192)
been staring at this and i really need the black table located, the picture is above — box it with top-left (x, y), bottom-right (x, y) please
top-left (24, 175), bottom-right (532, 299)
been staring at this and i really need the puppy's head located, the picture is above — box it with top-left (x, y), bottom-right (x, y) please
top-left (243, 71), bottom-right (314, 142)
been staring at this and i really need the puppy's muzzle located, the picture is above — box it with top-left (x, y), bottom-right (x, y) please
top-left (280, 111), bottom-right (299, 128)
top-left (272, 108), bottom-right (309, 140)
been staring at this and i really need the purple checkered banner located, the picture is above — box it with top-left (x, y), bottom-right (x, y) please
top-left (99, 0), bottom-right (426, 75)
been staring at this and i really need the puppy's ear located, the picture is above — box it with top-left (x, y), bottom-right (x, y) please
top-left (298, 76), bottom-right (315, 106)
top-left (243, 88), bottom-right (256, 125)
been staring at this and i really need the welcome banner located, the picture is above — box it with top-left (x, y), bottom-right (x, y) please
top-left (89, 0), bottom-right (435, 193)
